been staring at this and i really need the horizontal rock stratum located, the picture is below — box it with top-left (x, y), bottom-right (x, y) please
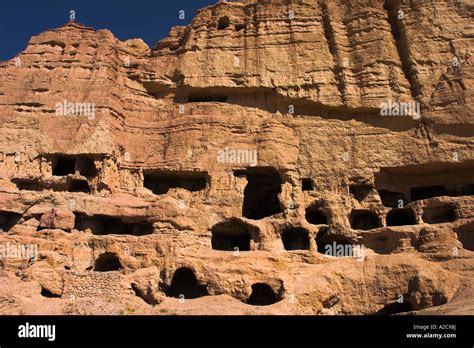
top-left (0, 0), bottom-right (473, 315)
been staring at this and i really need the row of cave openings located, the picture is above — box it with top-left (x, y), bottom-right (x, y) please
top-left (91, 254), bottom-right (279, 306)
top-left (4, 165), bottom-right (469, 237)
top-left (14, 155), bottom-right (98, 193)
top-left (145, 167), bottom-right (471, 224)
top-left (14, 158), bottom-right (472, 227)
top-left (84, 254), bottom-right (424, 314)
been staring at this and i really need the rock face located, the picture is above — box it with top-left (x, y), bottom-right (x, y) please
top-left (0, 0), bottom-right (473, 315)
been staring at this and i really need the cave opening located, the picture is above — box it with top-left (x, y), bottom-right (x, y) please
top-left (386, 208), bottom-right (417, 226)
top-left (454, 223), bottom-right (474, 251)
top-left (76, 156), bottom-right (97, 178)
top-left (235, 23), bottom-right (246, 31)
top-left (211, 219), bottom-right (253, 251)
top-left (305, 206), bottom-right (328, 225)
top-left (246, 283), bottom-right (279, 306)
top-left (411, 185), bottom-right (450, 201)
top-left (52, 156), bottom-right (76, 176)
top-left (74, 213), bottom-right (153, 236)
top-left (349, 210), bottom-right (381, 230)
top-left (240, 168), bottom-right (282, 220)
top-left (378, 190), bottom-right (406, 208)
top-left (217, 16), bottom-right (230, 30)
top-left (93, 252), bottom-right (122, 272)
top-left (143, 171), bottom-right (208, 195)
top-left (282, 226), bottom-right (310, 250)
top-left (316, 227), bottom-right (353, 255)
top-left (68, 179), bottom-right (90, 193)
top-left (0, 211), bottom-right (22, 232)
top-left (350, 184), bottom-right (372, 202)
top-left (166, 267), bottom-right (207, 299)
top-left (301, 178), bottom-right (313, 191)
top-left (41, 287), bottom-right (61, 298)
top-left (375, 301), bottom-right (414, 315)
top-left (462, 185), bottom-right (474, 195)
top-left (422, 205), bottom-right (456, 224)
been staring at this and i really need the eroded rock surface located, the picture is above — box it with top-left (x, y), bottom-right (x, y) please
top-left (0, 0), bottom-right (473, 315)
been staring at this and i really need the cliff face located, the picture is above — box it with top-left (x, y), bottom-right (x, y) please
top-left (0, 0), bottom-right (473, 315)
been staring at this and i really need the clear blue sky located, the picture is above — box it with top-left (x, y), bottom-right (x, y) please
top-left (0, 0), bottom-right (217, 61)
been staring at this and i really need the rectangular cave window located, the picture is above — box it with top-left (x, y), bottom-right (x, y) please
top-left (68, 179), bottom-right (90, 193)
top-left (422, 205), bottom-right (456, 224)
top-left (349, 209), bottom-right (381, 230)
top-left (74, 213), bottom-right (153, 236)
top-left (143, 171), bottom-right (208, 195)
top-left (52, 156), bottom-right (76, 176)
top-left (378, 190), bottom-right (406, 208)
top-left (238, 167), bottom-right (282, 220)
top-left (410, 185), bottom-right (450, 201)
top-left (301, 178), bottom-right (313, 191)
top-left (76, 156), bottom-right (98, 178)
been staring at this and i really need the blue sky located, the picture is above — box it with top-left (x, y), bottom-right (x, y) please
top-left (0, 0), bottom-right (216, 61)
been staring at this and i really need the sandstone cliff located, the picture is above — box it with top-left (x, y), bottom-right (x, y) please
top-left (0, 0), bottom-right (473, 315)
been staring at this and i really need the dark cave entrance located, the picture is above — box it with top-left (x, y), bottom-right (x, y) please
top-left (93, 252), bottom-right (122, 272)
top-left (51, 155), bottom-right (98, 178)
top-left (386, 208), bottom-right (417, 226)
top-left (246, 283), bottom-right (279, 306)
top-left (411, 185), bottom-right (450, 201)
top-left (0, 211), bottom-right (22, 232)
top-left (74, 213), bottom-right (153, 236)
top-left (211, 219), bottom-right (253, 251)
top-left (52, 156), bottom-right (76, 176)
top-left (143, 171), bottom-right (208, 195)
top-left (301, 178), bottom-right (313, 191)
top-left (305, 206), bottom-right (328, 225)
top-left (282, 227), bottom-right (310, 250)
top-left (240, 168), bottom-right (282, 220)
top-left (454, 223), bottom-right (474, 251)
top-left (217, 16), bottom-right (230, 30)
top-left (316, 227), bottom-right (353, 255)
top-left (349, 210), bottom-right (381, 230)
top-left (166, 267), bottom-right (207, 299)
top-left (422, 205), bottom-right (457, 224)
top-left (76, 156), bottom-right (97, 178)
top-left (378, 190), bottom-right (406, 208)
top-left (41, 287), bottom-right (61, 298)
top-left (349, 184), bottom-right (372, 202)
top-left (68, 179), bottom-right (90, 193)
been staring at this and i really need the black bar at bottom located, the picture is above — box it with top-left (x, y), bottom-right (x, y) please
top-left (0, 315), bottom-right (472, 346)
